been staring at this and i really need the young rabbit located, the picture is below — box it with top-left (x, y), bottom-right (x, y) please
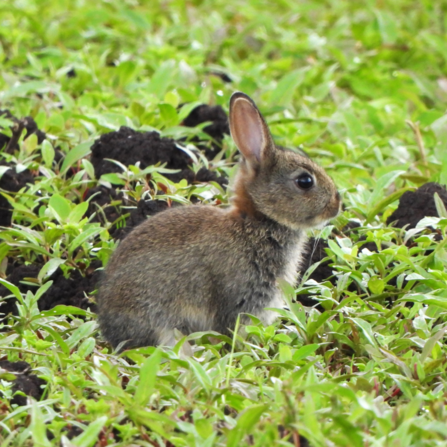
top-left (97, 92), bottom-right (341, 349)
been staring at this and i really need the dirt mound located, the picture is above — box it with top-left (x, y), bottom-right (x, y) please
top-left (0, 360), bottom-right (46, 406)
top-left (90, 124), bottom-right (228, 187)
top-left (0, 109), bottom-right (46, 152)
top-left (0, 264), bottom-right (40, 316)
top-left (0, 165), bottom-right (35, 226)
top-left (85, 185), bottom-right (124, 226)
top-left (90, 127), bottom-right (193, 183)
top-left (0, 109), bottom-right (46, 227)
top-left (37, 264), bottom-right (100, 311)
top-left (387, 182), bottom-right (447, 229)
top-left (182, 104), bottom-right (229, 159)
top-left (0, 262), bottom-right (100, 317)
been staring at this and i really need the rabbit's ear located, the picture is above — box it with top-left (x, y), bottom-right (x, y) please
top-left (229, 92), bottom-right (275, 168)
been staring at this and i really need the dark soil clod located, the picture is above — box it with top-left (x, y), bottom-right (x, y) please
top-left (85, 185), bottom-right (124, 225)
top-left (37, 264), bottom-right (100, 312)
top-left (0, 109), bottom-right (45, 226)
top-left (90, 126), bottom-right (193, 183)
top-left (387, 182), bottom-right (447, 229)
top-left (0, 165), bottom-right (35, 226)
top-left (182, 104), bottom-right (229, 159)
top-left (0, 360), bottom-right (46, 406)
top-left (0, 110), bottom-right (46, 152)
top-left (209, 71), bottom-right (233, 83)
top-left (0, 262), bottom-right (100, 316)
top-left (182, 104), bottom-right (229, 143)
top-left (297, 237), bottom-right (334, 307)
top-left (90, 125), bottom-right (227, 186)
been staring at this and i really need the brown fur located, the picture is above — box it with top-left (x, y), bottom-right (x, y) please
top-left (96, 92), bottom-right (340, 349)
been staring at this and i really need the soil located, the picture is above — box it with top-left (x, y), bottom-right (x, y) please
top-left (0, 165), bottom-right (35, 227)
top-left (0, 360), bottom-right (46, 406)
top-left (182, 104), bottom-right (230, 159)
top-left (0, 109), bottom-right (46, 227)
top-left (387, 182), bottom-right (447, 229)
top-left (210, 72), bottom-right (233, 83)
top-left (91, 127), bottom-right (192, 183)
top-left (0, 261), bottom-right (100, 318)
top-left (90, 125), bottom-right (227, 186)
top-left (85, 185), bottom-right (124, 227)
top-left (0, 109), bottom-right (46, 152)
top-left (297, 237), bottom-right (334, 306)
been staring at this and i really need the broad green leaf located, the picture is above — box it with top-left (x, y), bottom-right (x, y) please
top-left (38, 258), bottom-right (65, 281)
top-left (66, 321), bottom-right (97, 349)
top-left (370, 170), bottom-right (405, 205)
top-left (292, 344), bottom-right (319, 362)
top-left (134, 348), bottom-right (162, 407)
top-left (67, 201), bottom-right (89, 224)
top-left (332, 415), bottom-right (363, 447)
top-left (41, 140), bottom-right (55, 167)
top-left (375, 10), bottom-right (398, 44)
top-left (30, 401), bottom-right (52, 447)
top-left (100, 173), bottom-right (126, 185)
top-left (434, 192), bottom-right (447, 218)
top-left (227, 404), bottom-right (268, 447)
top-left (37, 305), bottom-right (90, 318)
top-left (40, 324), bottom-right (69, 355)
top-left (68, 226), bottom-right (103, 254)
top-left (148, 60), bottom-right (176, 98)
top-left (78, 337), bottom-right (96, 358)
top-left (420, 327), bottom-right (447, 363)
top-left (71, 416), bottom-right (107, 447)
top-left (368, 278), bottom-right (385, 295)
top-left (269, 68), bottom-right (308, 107)
top-left (48, 194), bottom-right (72, 222)
top-left (188, 358), bottom-right (212, 393)
top-left (23, 133), bottom-right (38, 154)
top-left (60, 142), bottom-right (92, 174)
top-left (159, 103), bottom-right (178, 126)
top-left (195, 418), bottom-right (214, 439)
top-left (350, 317), bottom-right (378, 347)
top-left (0, 278), bottom-right (24, 303)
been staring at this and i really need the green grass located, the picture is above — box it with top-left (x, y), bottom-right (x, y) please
top-left (2, 0), bottom-right (447, 445)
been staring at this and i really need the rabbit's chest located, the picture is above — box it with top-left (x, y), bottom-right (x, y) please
top-left (252, 233), bottom-right (305, 283)
top-left (281, 236), bottom-right (307, 284)
top-left (231, 236), bottom-right (305, 312)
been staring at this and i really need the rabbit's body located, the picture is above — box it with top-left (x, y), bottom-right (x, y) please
top-left (98, 205), bottom-right (305, 348)
top-left (97, 92), bottom-right (340, 349)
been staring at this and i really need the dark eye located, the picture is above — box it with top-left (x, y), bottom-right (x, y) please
top-left (295, 173), bottom-right (314, 189)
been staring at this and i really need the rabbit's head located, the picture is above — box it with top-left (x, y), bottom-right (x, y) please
top-left (230, 92), bottom-right (340, 230)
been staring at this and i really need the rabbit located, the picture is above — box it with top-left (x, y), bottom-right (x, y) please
top-left (96, 92), bottom-right (341, 350)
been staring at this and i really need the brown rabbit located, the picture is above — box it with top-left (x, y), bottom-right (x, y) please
top-left (97, 92), bottom-right (341, 349)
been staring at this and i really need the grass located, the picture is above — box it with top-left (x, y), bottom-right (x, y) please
top-left (1, 0), bottom-right (447, 445)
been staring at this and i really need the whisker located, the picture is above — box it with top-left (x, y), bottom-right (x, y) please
top-left (309, 228), bottom-right (323, 265)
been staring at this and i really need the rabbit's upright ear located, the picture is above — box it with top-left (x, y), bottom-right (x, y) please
top-left (229, 92), bottom-right (275, 169)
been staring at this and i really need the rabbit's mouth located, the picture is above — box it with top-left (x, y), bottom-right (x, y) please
top-left (302, 196), bottom-right (340, 228)
top-left (319, 192), bottom-right (342, 222)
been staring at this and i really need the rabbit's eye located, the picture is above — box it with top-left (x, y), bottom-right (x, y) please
top-left (295, 173), bottom-right (314, 189)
